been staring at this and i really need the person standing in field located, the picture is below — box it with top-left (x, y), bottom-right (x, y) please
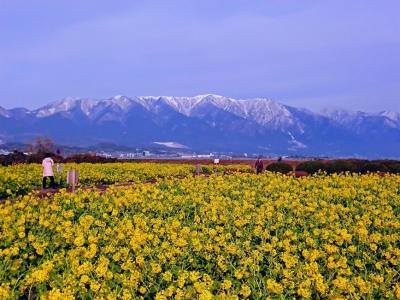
top-left (42, 153), bottom-right (56, 189)
top-left (255, 158), bottom-right (264, 175)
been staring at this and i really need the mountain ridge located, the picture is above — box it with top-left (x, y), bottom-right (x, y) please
top-left (1, 95), bottom-right (399, 157)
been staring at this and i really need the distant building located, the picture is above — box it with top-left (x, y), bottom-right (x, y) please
top-left (143, 151), bottom-right (151, 157)
top-left (0, 149), bottom-right (10, 155)
top-left (197, 154), bottom-right (212, 158)
top-left (120, 153), bottom-right (136, 159)
top-left (181, 155), bottom-right (196, 159)
top-left (97, 152), bottom-right (112, 158)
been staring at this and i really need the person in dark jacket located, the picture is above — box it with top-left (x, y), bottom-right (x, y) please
top-left (255, 158), bottom-right (264, 174)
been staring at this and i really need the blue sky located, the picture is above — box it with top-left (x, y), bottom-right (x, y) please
top-left (0, 0), bottom-right (399, 112)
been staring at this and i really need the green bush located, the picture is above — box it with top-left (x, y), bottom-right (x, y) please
top-left (344, 159), bottom-right (369, 173)
top-left (296, 161), bottom-right (327, 174)
top-left (326, 160), bottom-right (355, 174)
top-left (374, 160), bottom-right (400, 174)
top-left (63, 153), bottom-right (118, 163)
top-left (0, 151), bottom-right (27, 166)
top-left (266, 163), bottom-right (293, 174)
top-left (386, 163), bottom-right (400, 174)
top-left (360, 162), bottom-right (389, 173)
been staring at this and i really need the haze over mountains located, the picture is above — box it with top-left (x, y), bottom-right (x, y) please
top-left (1, 95), bottom-right (399, 157)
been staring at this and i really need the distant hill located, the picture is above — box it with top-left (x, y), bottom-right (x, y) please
top-left (1, 94), bottom-right (399, 158)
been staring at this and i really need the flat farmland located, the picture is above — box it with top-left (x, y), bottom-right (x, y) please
top-left (0, 163), bottom-right (399, 299)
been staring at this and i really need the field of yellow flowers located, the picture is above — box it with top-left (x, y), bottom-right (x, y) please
top-left (1, 169), bottom-right (399, 299)
top-left (0, 163), bottom-right (250, 198)
top-left (0, 163), bottom-right (194, 198)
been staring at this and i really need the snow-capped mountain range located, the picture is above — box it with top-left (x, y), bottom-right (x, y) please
top-left (1, 94), bottom-right (399, 157)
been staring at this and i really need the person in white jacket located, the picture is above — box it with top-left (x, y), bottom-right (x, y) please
top-left (42, 153), bottom-right (56, 189)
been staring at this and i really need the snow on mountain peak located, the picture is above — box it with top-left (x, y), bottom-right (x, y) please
top-left (136, 94), bottom-right (234, 116)
top-left (378, 110), bottom-right (400, 128)
top-left (379, 110), bottom-right (400, 122)
top-left (32, 94), bottom-right (297, 128)
top-left (145, 94), bottom-right (291, 127)
top-left (36, 97), bottom-right (78, 117)
top-left (29, 95), bottom-right (399, 132)
top-left (36, 96), bottom-right (135, 118)
top-left (109, 95), bottom-right (134, 110)
top-left (319, 108), bottom-right (368, 124)
top-left (0, 106), bottom-right (10, 118)
top-left (237, 98), bottom-right (293, 127)
top-left (320, 108), bottom-right (400, 127)
top-left (79, 99), bottom-right (98, 116)
top-left (194, 94), bottom-right (226, 100)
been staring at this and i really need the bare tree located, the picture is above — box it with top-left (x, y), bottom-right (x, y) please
top-left (26, 136), bottom-right (56, 154)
